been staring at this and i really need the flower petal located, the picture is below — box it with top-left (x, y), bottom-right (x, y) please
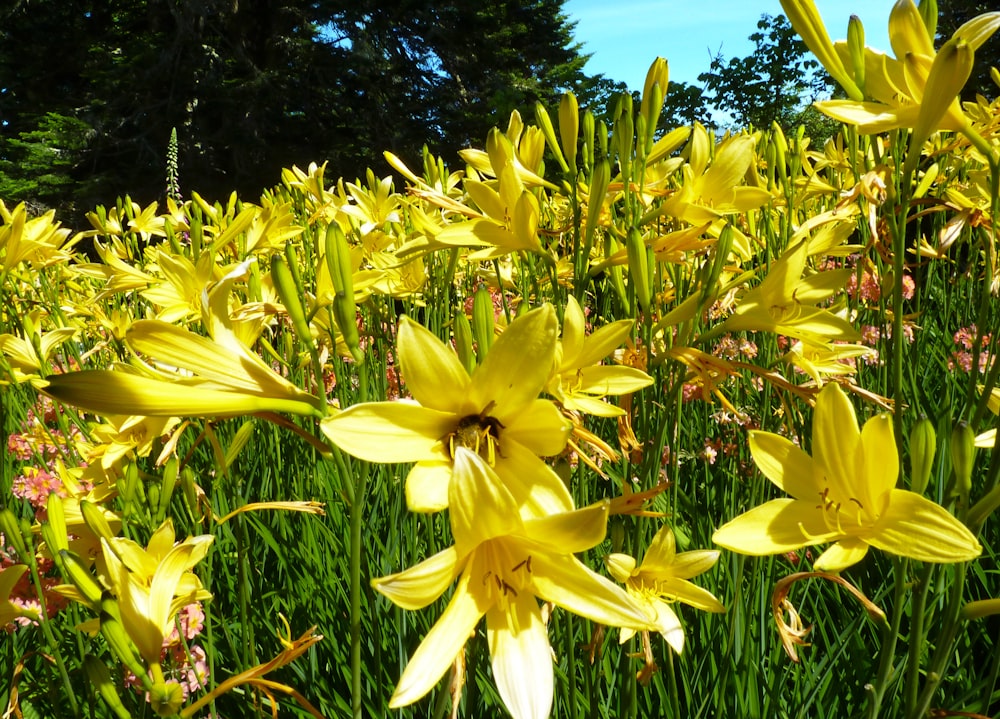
top-left (494, 442), bottom-right (574, 517)
top-left (748, 430), bottom-right (818, 500)
top-left (471, 305), bottom-right (557, 420)
top-left (812, 383), bottom-right (860, 493)
top-left (450, 449), bottom-right (521, 550)
top-left (712, 498), bottom-right (842, 555)
top-left (664, 550), bottom-right (721, 581)
top-left (522, 500), bottom-right (609, 553)
top-left (320, 402), bottom-right (452, 462)
top-left (404, 461), bottom-right (451, 513)
top-left (502, 400), bottom-right (571, 457)
top-left (389, 568), bottom-right (485, 708)
top-left (531, 553), bottom-right (650, 630)
top-left (860, 413), bottom-right (898, 510)
top-left (604, 553), bottom-right (637, 583)
top-left (396, 316), bottom-right (471, 412)
top-left (372, 546), bottom-right (461, 610)
top-left (656, 577), bottom-right (726, 613)
top-left (487, 598), bottom-right (552, 719)
top-left (866, 490), bottom-right (982, 563)
top-left (639, 523), bottom-right (677, 571)
top-left (651, 600), bottom-right (685, 654)
top-left (814, 538), bottom-right (870, 573)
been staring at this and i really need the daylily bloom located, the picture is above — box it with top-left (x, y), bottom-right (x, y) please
top-left (373, 449), bottom-right (650, 719)
top-left (321, 305), bottom-right (572, 514)
top-left (43, 261), bottom-right (324, 419)
top-left (101, 521), bottom-right (214, 666)
top-left (605, 524), bottom-right (725, 655)
top-left (716, 238), bottom-right (860, 345)
top-left (713, 383), bottom-right (982, 572)
top-left (546, 296), bottom-right (653, 417)
top-left (0, 564), bottom-right (29, 627)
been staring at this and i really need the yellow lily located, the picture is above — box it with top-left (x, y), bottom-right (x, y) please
top-left (713, 383), bottom-right (982, 572)
top-left (791, 0), bottom-right (999, 148)
top-left (782, 340), bottom-right (875, 386)
top-left (605, 524), bottom-right (725, 654)
top-left (0, 564), bottom-right (29, 626)
top-left (717, 238), bottom-right (859, 345)
top-left (321, 305), bottom-right (572, 514)
top-left (373, 449), bottom-right (650, 719)
top-left (101, 522), bottom-right (213, 666)
top-left (43, 261), bottom-right (323, 418)
top-left (546, 296), bottom-right (653, 417)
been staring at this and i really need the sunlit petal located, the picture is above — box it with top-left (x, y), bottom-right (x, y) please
top-left (487, 598), bottom-right (552, 719)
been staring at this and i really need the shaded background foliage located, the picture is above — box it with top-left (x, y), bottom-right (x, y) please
top-left (1, 0), bottom-right (997, 219)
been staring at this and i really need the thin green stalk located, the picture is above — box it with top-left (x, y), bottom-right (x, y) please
top-left (866, 557), bottom-right (907, 718)
top-left (903, 563), bottom-right (934, 716)
top-left (907, 563), bottom-right (969, 719)
top-left (348, 357), bottom-right (370, 719)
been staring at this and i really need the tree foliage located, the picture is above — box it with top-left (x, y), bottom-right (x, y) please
top-left (0, 0), bottom-right (603, 215)
top-left (697, 14), bottom-right (837, 138)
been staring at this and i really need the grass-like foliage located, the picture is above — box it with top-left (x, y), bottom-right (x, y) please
top-left (2, 3), bottom-right (1000, 718)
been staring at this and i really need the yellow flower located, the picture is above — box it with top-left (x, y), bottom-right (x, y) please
top-left (43, 261), bottom-right (323, 419)
top-left (373, 449), bottom-right (649, 719)
top-left (717, 238), bottom-right (859, 345)
top-left (788, 0), bottom-right (999, 152)
top-left (546, 296), bottom-right (653, 417)
top-left (321, 305), bottom-right (572, 514)
top-left (101, 520), bottom-right (213, 666)
top-left (605, 524), bottom-right (725, 654)
top-left (0, 564), bottom-right (29, 626)
top-left (713, 383), bottom-right (982, 572)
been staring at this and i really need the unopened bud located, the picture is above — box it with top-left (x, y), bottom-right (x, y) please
top-left (950, 421), bottom-right (976, 504)
top-left (909, 416), bottom-right (936, 495)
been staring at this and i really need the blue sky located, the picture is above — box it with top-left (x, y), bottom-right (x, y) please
top-left (564, 0), bottom-right (897, 91)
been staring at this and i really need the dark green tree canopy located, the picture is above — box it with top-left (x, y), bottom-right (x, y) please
top-left (0, 0), bottom-right (604, 216)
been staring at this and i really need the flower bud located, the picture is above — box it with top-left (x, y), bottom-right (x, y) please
top-left (535, 101), bottom-right (567, 173)
top-left (909, 416), bottom-right (936, 495)
top-left (626, 227), bottom-right (652, 315)
top-left (559, 93), bottom-right (580, 174)
top-left (84, 655), bottom-right (132, 719)
top-left (270, 251), bottom-right (313, 349)
top-left (847, 15), bottom-right (866, 93)
top-left (472, 285), bottom-right (495, 360)
top-left (950, 420), bottom-right (976, 505)
top-left (325, 224), bottom-right (363, 363)
top-left (454, 310), bottom-right (475, 374)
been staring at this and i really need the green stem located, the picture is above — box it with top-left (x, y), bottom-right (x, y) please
top-left (348, 357), bottom-right (370, 719)
top-left (866, 557), bottom-right (907, 718)
top-left (903, 563), bottom-right (933, 716)
top-left (907, 563), bottom-right (969, 719)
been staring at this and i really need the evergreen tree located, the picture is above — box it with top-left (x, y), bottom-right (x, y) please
top-left (0, 0), bottom-right (600, 216)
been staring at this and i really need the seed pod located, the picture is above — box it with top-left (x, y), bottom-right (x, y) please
top-left (909, 416), bottom-right (936, 495)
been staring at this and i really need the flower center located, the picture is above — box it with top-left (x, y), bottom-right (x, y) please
top-left (815, 485), bottom-right (867, 533)
top-left (446, 408), bottom-right (504, 465)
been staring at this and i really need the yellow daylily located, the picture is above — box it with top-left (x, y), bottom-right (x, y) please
top-left (782, 340), bottom-right (875, 386)
top-left (791, 0), bottom-right (1000, 148)
top-left (43, 261), bottom-right (323, 418)
top-left (713, 383), bottom-right (982, 572)
top-left (605, 524), bottom-right (725, 655)
top-left (717, 238), bottom-right (859, 345)
top-left (373, 449), bottom-right (650, 719)
top-left (101, 521), bottom-right (213, 666)
top-left (546, 296), bottom-right (653, 417)
top-left (0, 564), bottom-right (29, 627)
top-left (321, 305), bottom-right (572, 514)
